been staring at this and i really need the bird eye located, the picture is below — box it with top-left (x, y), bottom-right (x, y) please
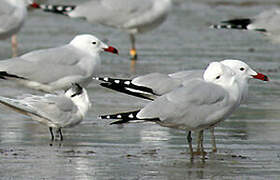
top-left (216, 75), bottom-right (220, 79)
top-left (240, 67), bottom-right (245, 71)
top-left (92, 42), bottom-right (96, 44)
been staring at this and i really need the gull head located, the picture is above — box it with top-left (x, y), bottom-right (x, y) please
top-left (65, 83), bottom-right (92, 116)
top-left (221, 59), bottom-right (269, 82)
top-left (70, 34), bottom-right (118, 55)
top-left (203, 62), bottom-right (236, 88)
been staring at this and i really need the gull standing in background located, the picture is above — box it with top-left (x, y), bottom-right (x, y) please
top-left (0, 0), bottom-right (32, 57)
top-left (0, 34), bottom-right (118, 92)
top-left (30, 0), bottom-right (172, 70)
top-left (95, 60), bottom-right (269, 153)
top-left (100, 62), bottom-right (243, 159)
top-left (211, 9), bottom-right (280, 43)
top-left (0, 84), bottom-right (91, 141)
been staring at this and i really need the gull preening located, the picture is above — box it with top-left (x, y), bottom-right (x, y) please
top-left (211, 9), bottom-right (280, 42)
top-left (0, 0), bottom-right (32, 57)
top-left (31, 0), bottom-right (172, 61)
top-left (0, 84), bottom-right (91, 141)
top-left (99, 61), bottom-right (269, 158)
top-left (0, 34), bottom-right (118, 92)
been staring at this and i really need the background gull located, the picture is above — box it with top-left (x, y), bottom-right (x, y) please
top-left (211, 9), bottom-right (280, 43)
top-left (0, 83), bottom-right (91, 141)
top-left (31, 0), bottom-right (172, 68)
top-left (0, 34), bottom-right (118, 92)
top-left (100, 62), bottom-right (243, 159)
top-left (0, 0), bottom-right (32, 57)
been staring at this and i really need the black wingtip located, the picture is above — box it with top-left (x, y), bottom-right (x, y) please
top-left (38, 4), bottom-right (76, 16)
top-left (0, 71), bottom-right (27, 80)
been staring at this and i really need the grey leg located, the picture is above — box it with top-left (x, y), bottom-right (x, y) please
top-left (210, 127), bottom-right (217, 152)
top-left (187, 131), bottom-right (193, 159)
top-left (49, 127), bottom-right (54, 141)
top-left (58, 128), bottom-right (63, 141)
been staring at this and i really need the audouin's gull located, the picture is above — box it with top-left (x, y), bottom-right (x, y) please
top-left (0, 34), bottom-right (118, 92)
top-left (0, 83), bottom-right (91, 141)
top-left (30, 0), bottom-right (172, 61)
top-left (99, 62), bottom-right (260, 159)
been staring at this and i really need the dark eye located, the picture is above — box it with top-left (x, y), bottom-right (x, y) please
top-left (240, 67), bottom-right (245, 71)
top-left (92, 42), bottom-right (96, 44)
top-left (216, 75), bottom-right (220, 79)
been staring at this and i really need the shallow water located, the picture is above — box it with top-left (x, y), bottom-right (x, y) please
top-left (1, 0), bottom-right (280, 179)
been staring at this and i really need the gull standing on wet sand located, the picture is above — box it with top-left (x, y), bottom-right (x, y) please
top-left (95, 60), bottom-right (269, 153)
top-left (0, 0), bottom-right (32, 57)
top-left (0, 84), bottom-right (91, 141)
top-left (0, 34), bottom-right (118, 92)
top-left (100, 62), bottom-right (245, 159)
top-left (30, 0), bottom-right (172, 68)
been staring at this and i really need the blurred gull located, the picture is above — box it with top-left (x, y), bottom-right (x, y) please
top-left (0, 34), bottom-right (118, 92)
top-left (0, 0), bottom-right (32, 57)
top-left (0, 83), bottom-right (91, 141)
top-left (99, 60), bottom-right (268, 158)
top-left (31, 0), bottom-right (172, 62)
top-left (211, 9), bottom-right (280, 43)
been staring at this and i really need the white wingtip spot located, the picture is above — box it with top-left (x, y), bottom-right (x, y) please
top-left (93, 77), bottom-right (99, 80)
top-left (124, 81), bottom-right (131, 85)
top-left (57, 6), bottom-right (63, 11)
top-left (47, 5), bottom-right (53, 10)
top-left (104, 77), bottom-right (109, 82)
top-left (128, 114), bottom-right (134, 118)
top-left (117, 115), bottom-right (122, 118)
top-left (106, 115), bottom-right (110, 119)
top-left (114, 80), bottom-right (120, 84)
top-left (66, 7), bottom-right (73, 11)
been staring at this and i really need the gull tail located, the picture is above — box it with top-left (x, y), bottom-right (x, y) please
top-left (30, 2), bottom-right (76, 16)
top-left (94, 77), bottom-right (156, 100)
top-left (0, 71), bottom-right (27, 80)
top-left (99, 110), bottom-right (159, 125)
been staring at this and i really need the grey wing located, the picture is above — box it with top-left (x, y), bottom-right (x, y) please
top-left (132, 72), bottom-right (182, 95)
top-left (253, 9), bottom-right (280, 33)
top-left (71, 0), bottom-right (154, 28)
top-left (21, 95), bottom-right (79, 127)
top-left (0, 58), bottom-right (86, 84)
top-left (169, 70), bottom-right (203, 80)
top-left (20, 45), bottom-right (81, 65)
top-left (137, 80), bottom-right (229, 130)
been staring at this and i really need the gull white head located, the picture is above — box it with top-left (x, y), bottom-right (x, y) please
top-left (221, 59), bottom-right (269, 82)
top-left (70, 34), bottom-right (118, 56)
top-left (203, 62), bottom-right (236, 88)
top-left (65, 83), bottom-right (91, 117)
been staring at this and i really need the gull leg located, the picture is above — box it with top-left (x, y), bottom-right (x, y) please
top-left (58, 128), bottom-right (63, 141)
top-left (129, 34), bottom-right (137, 73)
top-left (187, 131), bottom-right (193, 159)
top-left (196, 131), bottom-right (201, 153)
top-left (210, 127), bottom-right (217, 153)
top-left (49, 127), bottom-right (54, 141)
top-left (129, 34), bottom-right (137, 60)
top-left (199, 130), bottom-right (206, 160)
top-left (11, 35), bottom-right (18, 57)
